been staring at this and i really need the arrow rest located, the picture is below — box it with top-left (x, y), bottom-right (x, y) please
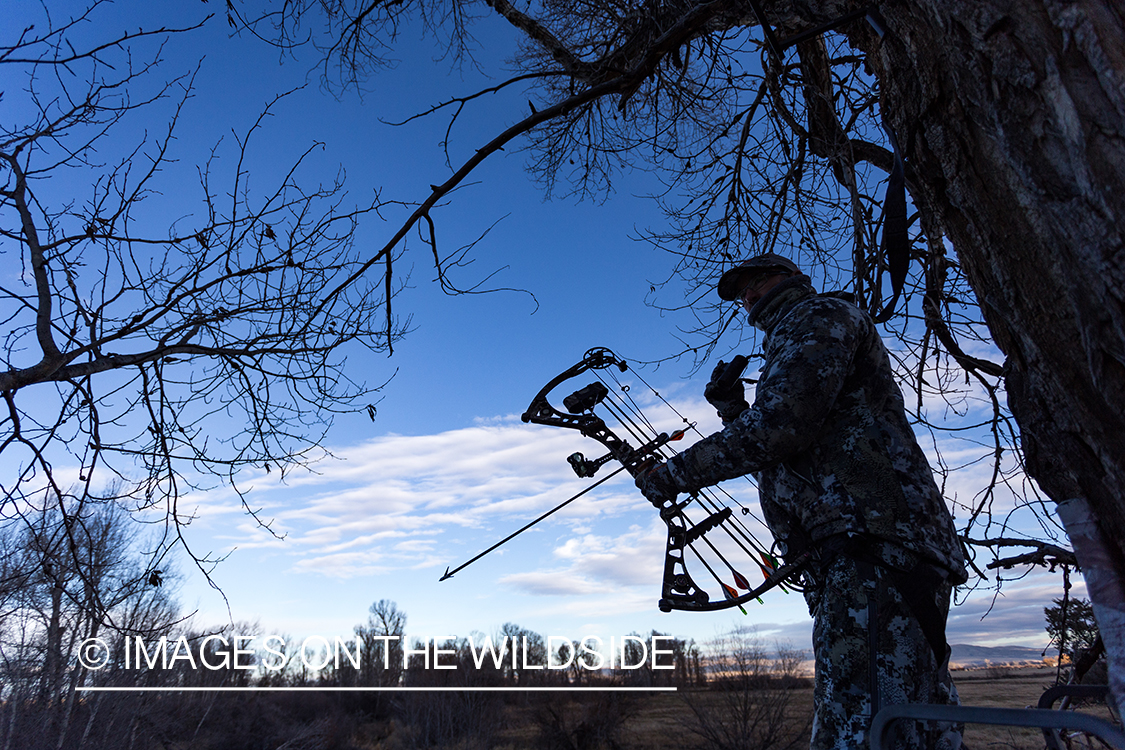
top-left (657, 494), bottom-right (695, 520)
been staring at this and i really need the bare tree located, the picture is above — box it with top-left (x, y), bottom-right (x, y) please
top-left (356, 598), bottom-right (407, 687)
top-left (681, 634), bottom-right (810, 750)
top-left (335, 598), bottom-right (407, 717)
top-left (0, 494), bottom-right (180, 750)
top-left (531, 692), bottom-right (637, 750)
top-left (1, 4), bottom-right (405, 579)
top-left (395, 635), bottom-right (504, 750)
top-left (646, 631), bottom-right (705, 688)
top-left (500, 621), bottom-right (547, 686)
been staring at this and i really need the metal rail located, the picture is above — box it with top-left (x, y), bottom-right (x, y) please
top-left (1037, 685), bottom-right (1115, 750)
top-left (870, 703), bottom-right (1125, 750)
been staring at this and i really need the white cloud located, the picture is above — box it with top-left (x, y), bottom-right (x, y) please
top-left (186, 417), bottom-right (669, 583)
top-left (949, 573), bottom-right (1072, 648)
top-left (180, 389), bottom-right (1066, 650)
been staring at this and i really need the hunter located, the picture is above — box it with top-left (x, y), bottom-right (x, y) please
top-left (637, 253), bottom-right (967, 750)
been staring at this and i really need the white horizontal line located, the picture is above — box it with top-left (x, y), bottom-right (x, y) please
top-left (77, 686), bottom-right (677, 693)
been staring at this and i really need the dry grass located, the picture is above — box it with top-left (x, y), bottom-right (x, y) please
top-left (345, 666), bottom-right (1118, 750)
top-left (951, 665), bottom-right (1117, 749)
top-left (488, 690), bottom-right (812, 750)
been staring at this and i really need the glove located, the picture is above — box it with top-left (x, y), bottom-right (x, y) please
top-left (635, 461), bottom-right (680, 508)
top-left (704, 360), bottom-right (749, 423)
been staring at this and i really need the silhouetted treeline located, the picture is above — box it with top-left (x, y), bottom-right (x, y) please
top-left (0, 499), bottom-right (807, 749)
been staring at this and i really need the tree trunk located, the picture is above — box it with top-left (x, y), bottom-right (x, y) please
top-left (836, 0), bottom-right (1125, 707)
top-left (1056, 498), bottom-right (1125, 715)
top-left (42, 583), bottom-right (64, 706)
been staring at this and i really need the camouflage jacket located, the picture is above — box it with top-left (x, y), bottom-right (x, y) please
top-left (667, 277), bottom-right (967, 582)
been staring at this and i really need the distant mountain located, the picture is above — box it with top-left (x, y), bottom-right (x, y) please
top-left (949, 644), bottom-right (1047, 668)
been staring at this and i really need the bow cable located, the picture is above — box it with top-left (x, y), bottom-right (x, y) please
top-left (596, 363), bottom-right (767, 518)
top-left (590, 360), bottom-right (803, 597)
top-left (587, 363), bottom-right (787, 599)
top-left (595, 360), bottom-right (791, 570)
top-left (591, 365), bottom-right (776, 561)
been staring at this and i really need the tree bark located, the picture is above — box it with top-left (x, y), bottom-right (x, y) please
top-left (1056, 498), bottom-right (1125, 715)
top-left (832, 0), bottom-right (1125, 705)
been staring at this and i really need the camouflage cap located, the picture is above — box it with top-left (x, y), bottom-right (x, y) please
top-left (717, 253), bottom-right (801, 301)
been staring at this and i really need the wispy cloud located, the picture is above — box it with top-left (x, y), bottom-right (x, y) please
top-left (179, 391), bottom-right (1064, 649)
top-left (948, 574), bottom-right (1075, 647)
top-left (186, 418), bottom-right (680, 584)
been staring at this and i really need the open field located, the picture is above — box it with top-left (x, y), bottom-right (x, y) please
top-left (953, 665), bottom-right (1117, 749)
top-left (335, 666), bottom-right (1118, 750)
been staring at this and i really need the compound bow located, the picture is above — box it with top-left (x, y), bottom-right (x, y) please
top-left (516, 347), bottom-right (810, 613)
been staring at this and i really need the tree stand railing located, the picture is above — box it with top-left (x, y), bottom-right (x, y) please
top-left (1037, 684), bottom-right (1118, 750)
top-left (870, 702), bottom-right (1125, 750)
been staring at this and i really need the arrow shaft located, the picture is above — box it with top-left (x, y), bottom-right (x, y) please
top-left (441, 464), bottom-right (629, 581)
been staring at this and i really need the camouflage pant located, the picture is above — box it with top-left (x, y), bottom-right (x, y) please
top-left (807, 555), bottom-right (961, 750)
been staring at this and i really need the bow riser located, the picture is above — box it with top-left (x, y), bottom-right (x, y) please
top-left (659, 514), bottom-right (710, 611)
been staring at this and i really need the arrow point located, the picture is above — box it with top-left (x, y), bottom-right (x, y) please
top-left (440, 567), bottom-right (453, 582)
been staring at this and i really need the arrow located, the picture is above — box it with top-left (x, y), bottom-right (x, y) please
top-left (721, 582), bottom-right (749, 615)
top-left (759, 551), bottom-right (789, 592)
top-left (731, 568), bottom-right (750, 590)
top-left (440, 464), bottom-right (629, 581)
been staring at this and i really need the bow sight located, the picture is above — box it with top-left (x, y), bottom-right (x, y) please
top-left (520, 347), bottom-right (686, 480)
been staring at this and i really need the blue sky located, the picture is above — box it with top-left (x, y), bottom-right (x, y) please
top-left (5, 1), bottom-right (1073, 657)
